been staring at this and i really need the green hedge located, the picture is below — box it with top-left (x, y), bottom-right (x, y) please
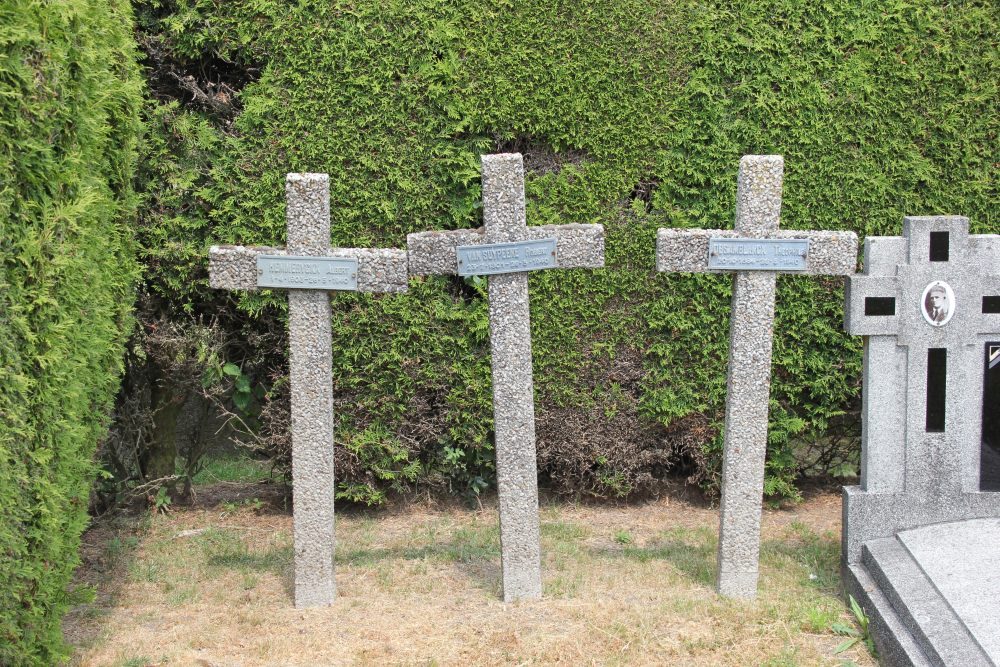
top-left (0, 0), bottom-right (142, 662)
top-left (138, 0), bottom-right (997, 501)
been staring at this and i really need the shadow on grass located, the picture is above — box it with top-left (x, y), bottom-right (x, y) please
top-left (339, 523), bottom-right (499, 563)
top-left (63, 516), bottom-right (152, 652)
top-left (602, 527), bottom-right (718, 587)
top-left (760, 522), bottom-right (842, 591)
top-left (207, 544), bottom-right (293, 573)
top-left (198, 529), bottom-right (293, 575)
top-left (194, 528), bottom-right (297, 600)
top-left (199, 520), bottom-right (828, 600)
top-left (336, 524), bottom-right (502, 594)
top-left (199, 524), bottom-right (504, 597)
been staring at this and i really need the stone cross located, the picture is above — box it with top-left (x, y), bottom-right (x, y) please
top-left (407, 153), bottom-right (604, 602)
top-left (655, 155), bottom-right (858, 599)
top-left (842, 216), bottom-right (1000, 563)
top-left (209, 173), bottom-right (408, 608)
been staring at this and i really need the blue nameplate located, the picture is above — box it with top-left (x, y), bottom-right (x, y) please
top-left (257, 255), bottom-right (358, 290)
top-left (457, 239), bottom-right (557, 276)
top-left (707, 238), bottom-right (809, 271)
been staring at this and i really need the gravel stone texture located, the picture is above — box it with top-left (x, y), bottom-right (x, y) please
top-left (481, 154), bottom-right (543, 603)
top-left (407, 224), bottom-right (603, 276)
top-left (656, 228), bottom-right (857, 275)
top-left (406, 153), bottom-right (605, 602)
top-left (654, 155), bottom-right (859, 599)
top-left (208, 173), bottom-right (409, 609)
top-left (208, 245), bottom-right (407, 293)
top-left (283, 174), bottom-right (337, 609)
top-left (715, 156), bottom-right (784, 600)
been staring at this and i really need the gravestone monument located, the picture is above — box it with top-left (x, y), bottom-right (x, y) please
top-left (655, 155), bottom-right (858, 598)
top-left (842, 216), bottom-right (1000, 666)
top-left (407, 153), bottom-right (604, 602)
top-left (209, 173), bottom-right (408, 608)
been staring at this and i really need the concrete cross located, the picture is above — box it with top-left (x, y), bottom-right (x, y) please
top-left (842, 216), bottom-right (1000, 564)
top-left (655, 155), bottom-right (858, 599)
top-left (209, 173), bottom-right (408, 608)
top-left (407, 153), bottom-right (604, 602)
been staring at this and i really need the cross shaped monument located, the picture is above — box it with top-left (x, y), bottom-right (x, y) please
top-left (655, 155), bottom-right (858, 598)
top-left (407, 153), bottom-right (604, 602)
top-left (842, 216), bottom-right (1000, 562)
top-left (841, 216), bottom-right (1000, 665)
top-left (209, 173), bottom-right (408, 608)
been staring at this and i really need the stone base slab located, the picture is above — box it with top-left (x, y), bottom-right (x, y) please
top-left (842, 486), bottom-right (1000, 564)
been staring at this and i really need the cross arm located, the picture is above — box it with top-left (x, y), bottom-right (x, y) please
top-left (208, 245), bottom-right (409, 293)
top-left (406, 228), bottom-right (482, 275)
top-left (971, 273), bottom-right (1000, 336)
top-left (970, 234), bottom-right (1000, 267)
top-left (842, 236), bottom-right (907, 336)
top-left (407, 223), bottom-right (604, 276)
top-left (656, 228), bottom-right (858, 275)
top-left (844, 274), bottom-right (902, 335)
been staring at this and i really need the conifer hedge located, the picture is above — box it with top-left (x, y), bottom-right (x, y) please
top-left (138, 0), bottom-right (996, 502)
top-left (0, 0), bottom-right (142, 662)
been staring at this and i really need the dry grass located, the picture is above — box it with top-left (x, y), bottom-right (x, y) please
top-left (65, 487), bottom-right (874, 666)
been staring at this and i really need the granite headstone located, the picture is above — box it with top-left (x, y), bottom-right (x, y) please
top-left (842, 216), bottom-right (1000, 665)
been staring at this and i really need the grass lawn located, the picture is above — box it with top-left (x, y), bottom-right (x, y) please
top-left (187, 455), bottom-right (275, 487)
top-left (65, 469), bottom-right (874, 666)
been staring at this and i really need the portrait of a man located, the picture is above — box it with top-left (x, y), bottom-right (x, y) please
top-left (921, 281), bottom-right (955, 326)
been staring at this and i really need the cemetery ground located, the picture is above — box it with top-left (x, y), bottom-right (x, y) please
top-left (64, 457), bottom-right (875, 667)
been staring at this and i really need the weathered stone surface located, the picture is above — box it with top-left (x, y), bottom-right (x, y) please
top-left (281, 173), bottom-right (337, 609)
top-left (734, 155), bottom-right (784, 233)
top-left (655, 155), bottom-right (859, 599)
top-left (286, 173), bottom-right (330, 254)
top-left (715, 156), bottom-right (783, 600)
top-left (656, 228), bottom-right (857, 275)
top-left (482, 154), bottom-right (543, 603)
top-left (288, 285), bottom-right (335, 608)
top-left (716, 267), bottom-right (777, 599)
top-left (406, 153), bottom-right (605, 602)
top-left (207, 172), bottom-right (409, 609)
top-left (209, 245), bottom-right (408, 293)
top-left (407, 224), bottom-right (603, 276)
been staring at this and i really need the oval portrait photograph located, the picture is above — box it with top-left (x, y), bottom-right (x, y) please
top-left (921, 280), bottom-right (955, 327)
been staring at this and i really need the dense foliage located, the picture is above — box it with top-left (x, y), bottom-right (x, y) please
top-left (0, 0), bottom-right (143, 662)
top-left (133, 0), bottom-right (997, 503)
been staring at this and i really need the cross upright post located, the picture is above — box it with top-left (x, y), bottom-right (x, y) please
top-left (209, 173), bottom-right (408, 608)
top-left (407, 153), bottom-right (604, 602)
top-left (655, 155), bottom-right (858, 598)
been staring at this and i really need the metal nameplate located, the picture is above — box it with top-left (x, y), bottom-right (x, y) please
top-left (457, 238), bottom-right (557, 276)
top-left (707, 238), bottom-right (810, 271)
top-left (256, 255), bottom-right (358, 290)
